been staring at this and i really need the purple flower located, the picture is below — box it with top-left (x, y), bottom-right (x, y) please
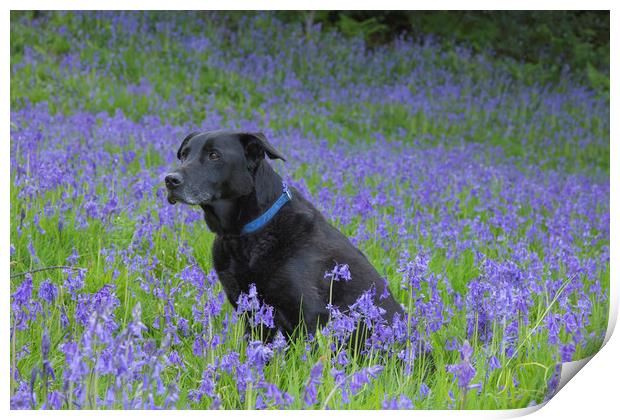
top-left (398, 252), bottom-right (430, 291)
top-left (544, 364), bottom-right (562, 402)
top-left (246, 340), bottom-right (274, 369)
top-left (39, 328), bottom-right (56, 381)
top-left (264, 382), bottom-right (294, 408)
top-left (323, 304), bottom-right (357, 342)
top-left (348, 288), bottom-right (387, 328)
top-left (271, 330), bottom-right (288, 352)
top-left (419, 382), bottom-right (430, 398)
top-left (38, 279), bottom-right (58, 304)
top-left (325, 263), bottom-right (352, 282)
top-left (236, 284), bottom-right (261, 313)
top-left (177, 316), bottom-right (189, 337)
top-left (349, 365), bottom-right (384, 395)
top-left (41, 328), bottom-right (50, 358)
top-left (167, 350), bottom-right (185, 368)
top-left (488, 355), bottom-right (501, 371)
top-left (303, 360), bottom-right (323, 407)
top-left (44, 391), bottom-right (64, 409)
top-left (459, 340), bottom-right (473, 361)
top-left (63, 268), bottom-right (86, 298)
top-left (11, 274), bottom-right (42, 330)
top-left (220, 352), bottom-right (240, 374)
top-left (255, 394), bottom-right (266, 409)
top-left (10, 380), bottom-right (34, 409)
top-left (560, 342), bottom-right (576, 362)
top-left (66, 248), bottom-right (79, 264)
top-left (12, 275), bottom-right (33, 308)
top-left (234, 362), bottom-right (254, 398)
top-left (235, 284), bottom-right (275, 330)
top-left (27, 239), bottom-right (39, 264)
top-left (382, 394), bottom-right (414, 409)
top-left (379, 277), bottom-right (390, 300)
top-left (336, 350), bottom-right (349, 366)
top-left (255, 304), bottom-right (275, 329)
top-left (188, 365), bottom-right (217, 402)
top-left (446, 340), bottom-right (476, 391)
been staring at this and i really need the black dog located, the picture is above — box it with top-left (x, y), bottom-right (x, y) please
top-left (165, 130), bottom-right (403, 339)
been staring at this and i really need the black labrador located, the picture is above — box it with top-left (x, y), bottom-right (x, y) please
top-left (165, 130), bottom-right (403, 339)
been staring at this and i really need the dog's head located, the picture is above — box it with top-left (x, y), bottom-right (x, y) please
top-left (165, 130), bottom-right (285, 206)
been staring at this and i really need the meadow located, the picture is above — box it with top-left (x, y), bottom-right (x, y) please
top-left (9, 11), bottom-right (610, 409)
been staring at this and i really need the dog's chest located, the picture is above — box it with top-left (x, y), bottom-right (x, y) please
top-left (214, 235), bottom-right (284, 286)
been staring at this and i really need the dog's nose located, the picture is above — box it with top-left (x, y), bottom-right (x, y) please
top-left (165, 173), bottom-right (183, 188)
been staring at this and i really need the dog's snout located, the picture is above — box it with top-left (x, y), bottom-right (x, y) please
top-left (165, 173), bottom-right (183, 188)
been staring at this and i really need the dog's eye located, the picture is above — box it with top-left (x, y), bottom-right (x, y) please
top-left (180, 150), bottom-right (188, 161)
top-left (208, 151), bottom-right (220, 161)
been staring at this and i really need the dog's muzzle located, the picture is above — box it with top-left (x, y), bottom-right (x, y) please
top-left (165, 172), bottom-right (183, 204)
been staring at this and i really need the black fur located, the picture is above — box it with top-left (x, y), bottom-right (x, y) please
top-left (165, 130), bottom-right (403, 339)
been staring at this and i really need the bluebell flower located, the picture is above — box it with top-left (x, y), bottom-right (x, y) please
top-left (382, 394), bottom-right (413, 409)
top-left (38, 279), bottom-right (58, 304)
top-left (446, 340), bottom-right (476, 391)
top-left (324, 263), bottom-right (352, 282)
top-left (303, 360), bottom-right (323, 407)
top-left (419, 382), bottom-right (430, 398)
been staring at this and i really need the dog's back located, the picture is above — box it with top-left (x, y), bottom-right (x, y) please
top-left (212, 184), bottom-right (403, 338)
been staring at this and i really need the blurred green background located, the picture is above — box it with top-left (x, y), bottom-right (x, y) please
top-left (274, 11), bottom-right (610, 93)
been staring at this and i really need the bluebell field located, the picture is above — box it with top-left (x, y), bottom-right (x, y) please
top-left (10, 11), bottom-right (609, 409)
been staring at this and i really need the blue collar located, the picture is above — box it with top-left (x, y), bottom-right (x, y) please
top-left (240, 182), bottom-right (293, 235)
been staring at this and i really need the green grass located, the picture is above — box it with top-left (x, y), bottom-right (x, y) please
top-left (10, 11), bottom-right (609, 174)
top-left (9, 157), bottom-right (609, 408)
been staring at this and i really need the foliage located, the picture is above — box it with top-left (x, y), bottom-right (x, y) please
top-left (276, 11), bottom-right (609, 93)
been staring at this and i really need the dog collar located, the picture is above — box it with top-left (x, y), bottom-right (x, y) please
top-left (241, 182), bottom-right (292, 235)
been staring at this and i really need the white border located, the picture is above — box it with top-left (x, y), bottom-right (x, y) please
top-left (3, 1), bottom-right (616, 418)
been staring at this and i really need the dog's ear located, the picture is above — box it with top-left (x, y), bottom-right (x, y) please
top-left (240, 132), bottom-right (286, 164)
top-left (177, 131), bottom-right (201, 160)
